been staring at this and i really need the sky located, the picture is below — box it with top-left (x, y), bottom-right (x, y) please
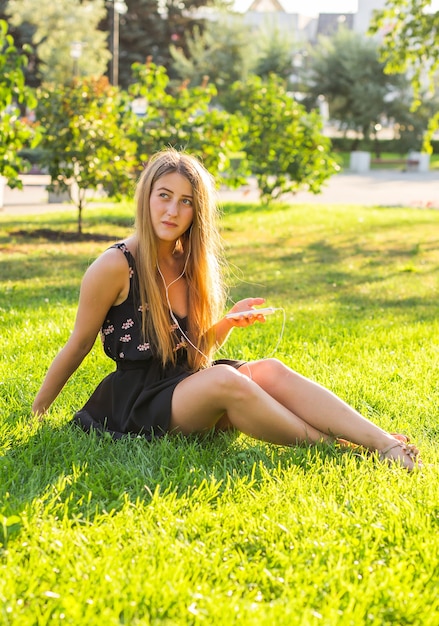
top-left (233, 0), bottom-right (439, 15)
top-left (233, 0), bottom-right (359, 14)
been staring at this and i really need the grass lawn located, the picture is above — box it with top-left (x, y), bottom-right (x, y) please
top-left (1, 200), bottom-right (438, 625)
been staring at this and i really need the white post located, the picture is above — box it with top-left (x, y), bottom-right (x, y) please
top-left (0, 176), bottom-right (6, 209)
top-left (408, 152), bottom-right (430, 172)
top-left (350, 151), bottom-right (371, 173)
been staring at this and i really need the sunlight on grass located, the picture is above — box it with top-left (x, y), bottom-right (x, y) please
top-left (1, 202), bottom-right (438, 625)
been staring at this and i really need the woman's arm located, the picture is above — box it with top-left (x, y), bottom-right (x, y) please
top-left (212, 297), bottom-right (267, 349)
top-left (32, 249), bottom-right (129, 416)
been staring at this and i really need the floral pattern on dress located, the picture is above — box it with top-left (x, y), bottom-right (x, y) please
top-left (101, 242), bottom-right (187, 361)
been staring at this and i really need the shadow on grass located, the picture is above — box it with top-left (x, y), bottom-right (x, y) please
top-left (9, 228), bottom-right (117, 243)
top-left (0, 419), bottom-right (346, 545)
top-left (0, 251), bottom-right (91, 298)
top-left (221, 201), bottom-right (292, 216)
top-left (228, 229), bottom-right (439, 323)
top-left (0, 208), bottom-right (134, 246)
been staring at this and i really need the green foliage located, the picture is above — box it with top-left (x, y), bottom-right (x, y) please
top-left (36, 76), bottom-right (137, 233)
top-left (370, 0), bottom-right (439, 151)
top-left (170, 18), bottom-right (297, 107)
top-left (229, 74), bottom-right (339, 202)
top-left (0, 0), bottom-right (39, 87)
top-left (7, 0), bottom-right (110, 85)
top-left (128, 60), bottom-right (248, 185)
top-left (170, 18), bottom-right (255, 101)
top-left (306, 28), bottom-right (415, 149)
top-left (253, 26), bottom-right (295, 83)
top-left (104, 0), bottom-right (166, 88)
top-left (0, 19), bottom-right (39, 188)
top-left (104, 0), bottom-right (232, 89)
top-left (370, 0), bottom-right (439, 110)
top-left (328, 136), bottom-right (439, 156)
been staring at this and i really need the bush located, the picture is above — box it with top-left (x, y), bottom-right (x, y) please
top-left (36, 76), bottom-right (137, 234)
top-left (229, 74), bottom-right (339, 202)
top-left (0, 20), bottom-right (39, 188)
top-left (329, 137), bottom-right (439, 155)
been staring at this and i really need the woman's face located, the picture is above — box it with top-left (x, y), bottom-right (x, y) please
top-left (149, 172), bottom-right (194, 244)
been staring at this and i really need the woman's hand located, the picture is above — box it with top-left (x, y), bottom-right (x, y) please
top-left (212, 298), bottom-right (267, 348)
top-left (31, 404), bottom-right (46, 421)
top-left (225, 297), bottom-right (267, 327)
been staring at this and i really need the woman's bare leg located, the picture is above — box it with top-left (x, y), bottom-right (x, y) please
top-left (170, 364), bottom-right (330, 446)
top-left (170, 360), bottom-right (420, 469)
top-left (240, 359), bottom-right (397, 451)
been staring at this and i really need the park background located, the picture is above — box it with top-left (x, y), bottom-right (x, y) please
top-left (1, 0), bottom-right (439, 624)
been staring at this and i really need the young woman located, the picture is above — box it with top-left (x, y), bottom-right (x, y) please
top-left (32, 149), bottom-right (421, 470)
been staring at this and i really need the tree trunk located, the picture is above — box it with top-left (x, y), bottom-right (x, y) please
top-left (77, 200), bottom-right (83, 235)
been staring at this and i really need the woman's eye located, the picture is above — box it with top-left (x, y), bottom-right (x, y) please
top-left (159, 192), bottom-right (169, 198)
top-left (182, 198), bottom-right (192, 206)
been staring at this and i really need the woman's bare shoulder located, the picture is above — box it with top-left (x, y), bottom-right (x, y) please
top-left (82, 243), bottom-right (131, 284)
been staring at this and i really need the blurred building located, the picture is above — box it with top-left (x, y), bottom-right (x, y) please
top-left (246, 0), bottom-right (312, 39)
top-left (316, 13), bottom-right (354, 38)
top-left (240, 0), bottom-right (389, 40)
top-left (354, 0), bottom-right (387, 34)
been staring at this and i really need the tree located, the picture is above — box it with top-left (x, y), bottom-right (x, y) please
top-left (100, 0), bottom-right (164, 88)
top-left (370, 0), bottom-right (439, 148)
top-left (170, 17), bottom-right (298, 106)
top-left (36, 76), bottom-right (137, 234)
top-left (102, 0), bottom-right (231, 89)
top-left (0, 0), bottom-right (40, 86)
top-left (229, 74), bottom-right (339, 203)
top-left (170, 17), bottom-right (255, 100)
top-left (7, 0), bottom-right (110, 84)
top-left (128, 60), bottom-right (247, 185)
top-left (388, 93), bottom-right (439, 153)
top-left (253, 26), bottom-right (295, 84)
top-left (305, 28), bottom-right (413, 150)
top-left (0, 19), bottom-right (38, 203)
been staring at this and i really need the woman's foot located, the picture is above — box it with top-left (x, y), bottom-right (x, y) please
top-left (337, 432), bottom-right (409, 451)
top-left (378, 441), bottom-right (422, 471)
top-left (390, 433), bottom-right (410, 444)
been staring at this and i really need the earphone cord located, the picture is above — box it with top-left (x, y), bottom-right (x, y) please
top-left (156, 248), bottom-right (210, 361)
top-left (156, 243), bottom-right (285, 370)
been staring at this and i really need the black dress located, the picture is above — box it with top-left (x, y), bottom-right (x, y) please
top-left (73, 243), bottom-right (244, 439)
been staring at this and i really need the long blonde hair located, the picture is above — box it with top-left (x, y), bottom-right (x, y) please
top-left (134, 149), bottom-right (226, 370)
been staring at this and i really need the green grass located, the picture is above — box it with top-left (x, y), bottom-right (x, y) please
top-left (1, 201), bottom-right (439, 625)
